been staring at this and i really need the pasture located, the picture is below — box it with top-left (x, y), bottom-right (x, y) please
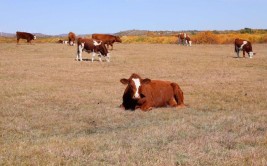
top-left (0, 43), bottom-right (267, 165)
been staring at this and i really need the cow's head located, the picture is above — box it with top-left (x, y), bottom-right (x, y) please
top-left (115, 36), bottom-right (122, 43)
top-left (33, 35), bottom-right (36, 40)
top-left (120, 73), bottom-right (151, 99)
top-left (244, 43), bottom-right (255, 58)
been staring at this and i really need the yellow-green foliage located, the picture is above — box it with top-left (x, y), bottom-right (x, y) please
top-left (121, 36), bottom-right (177, 44)
top-left (193, 31), bottom-right (220, 44)
top-left (36, 37), bottom-right (68, 43)
top-left (0, 37), bottom-right (15, 43)
top-left (0, 37), bottom-right (68, 43)
top-left (121, 32), bottom-right (267, 44)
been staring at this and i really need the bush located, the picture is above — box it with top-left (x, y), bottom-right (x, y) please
top-left (192, 31), bottom-right (220, 44)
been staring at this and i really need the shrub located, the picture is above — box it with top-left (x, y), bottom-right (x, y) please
top-left (192, 31), bottom-right (220, 44)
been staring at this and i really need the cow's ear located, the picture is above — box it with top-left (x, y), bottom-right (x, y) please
top-left (142, 78), bottom-right (151, 84)
top-left (120, 79), bottom-right (129, 85)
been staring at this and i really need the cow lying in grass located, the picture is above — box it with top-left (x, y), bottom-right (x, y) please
top-left (120, 73), bottom-right (185, 111)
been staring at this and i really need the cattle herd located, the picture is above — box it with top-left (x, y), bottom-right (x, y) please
top-left (14, 31), bottom-right (256, 111)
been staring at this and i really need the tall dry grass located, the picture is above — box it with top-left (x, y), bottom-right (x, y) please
top-left (0, 43), bottom-right (267, 165)
top-left (122, 32), bottom-right (267, 44)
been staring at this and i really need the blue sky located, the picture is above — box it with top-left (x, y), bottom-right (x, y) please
top-left (0, 0), bottom-right (266, 35)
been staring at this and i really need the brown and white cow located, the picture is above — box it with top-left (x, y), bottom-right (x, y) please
top-left (76, 38), bottom-right (110, 62)
top-left (68, 32), bottom-right (76, 46)
top-left (92, 34), bottom-right (122, 50)
top-left (120, 73), bottom-right (185, 111)
top-left (16, 31), bottom-right (36, 44)
top-left (57, 39), bottom-right (68, 44)
top-left (177, 33), bottom-right (192, 46)
top-left (234, 38), bottom-right (255, 58)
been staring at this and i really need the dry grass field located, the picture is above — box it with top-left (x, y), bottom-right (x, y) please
top-left (0, 43), bottom-right (267, 165)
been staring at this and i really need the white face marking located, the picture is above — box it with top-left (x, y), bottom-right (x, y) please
top-left (249, 52), bottom-right (253, 58)
top-left (34, 36), bottom-right (36, 40)
top-left (132, 78), bottom-right (141, 99)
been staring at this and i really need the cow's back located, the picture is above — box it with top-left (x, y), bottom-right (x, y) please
top-left (92, 34), bottom-right (115, 41)
top-left (78, 38), bottom-right (94, 49)
top-left (235, 38), bottom-right (245, 47)
top-left (140, 80), bottom-right (174, 107)
top-left (16, 31), bottom-right (33, 39)
top-left (235, 38), bottom-right (252, 50)
top-left (78, 38), bottom-right (108, 56)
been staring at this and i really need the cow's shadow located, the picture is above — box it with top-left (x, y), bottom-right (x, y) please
top-left (76, 59), bottom-right (104, 62)
top-left (233, 56), bottom-right (246, 59)
top-left (16, 43), bottom-right (36, 45)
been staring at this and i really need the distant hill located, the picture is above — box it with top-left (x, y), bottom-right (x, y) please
top-left (0, 32), bottom-right (15, 37)
top-left (114, 30), bottom-right (150, 36)
top-left (114, 29), bottom-right (201, 36)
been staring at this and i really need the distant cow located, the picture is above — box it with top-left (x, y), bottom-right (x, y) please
top-left (92, 34), bottom-right (122, 50)
top-left (120, 73), bottom-right (185, 111)
top-left (76, 38), bottom-right (110, 62)
top-left (57, 39), bottom-right (68, 44)
top-left (68, 32), bottom-right (76, 46)
top-left (234, 38), bottom-right (255, 58)
top-left (16, 31), bottom-right (36, 44)
top-left (177, 33), bottom-right (192, 46)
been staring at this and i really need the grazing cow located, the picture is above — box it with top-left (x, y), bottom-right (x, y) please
top-left (76, 38), bottom-right (110, 62)
top-left (92, 34), bottom-right (122, 50)
top-left (234, 38), bottom-right (255, 58)
top-left (120, 73), bottom-right (185, 111)
top-left (177, 33), bottom-right (192, 46)
top-left (16, 31), bottom-right (36, 44)
top-left (68, 32), bottom-right (76, 46)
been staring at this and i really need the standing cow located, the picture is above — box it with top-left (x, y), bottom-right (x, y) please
top-left (177, 33), bottom-right (192, 46)
top-left (68, 32), bottom-right (76, 46)
top-left (16, 31), bottom-right (36, 44)
top-left (120, 73), bottom-right (185, 111)
top-left (234, 38), bottom-right (255, 58)
top-left (76, 38), bottom-right (110, 62)
top-left (92, 34), bottom-right (122, 50)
